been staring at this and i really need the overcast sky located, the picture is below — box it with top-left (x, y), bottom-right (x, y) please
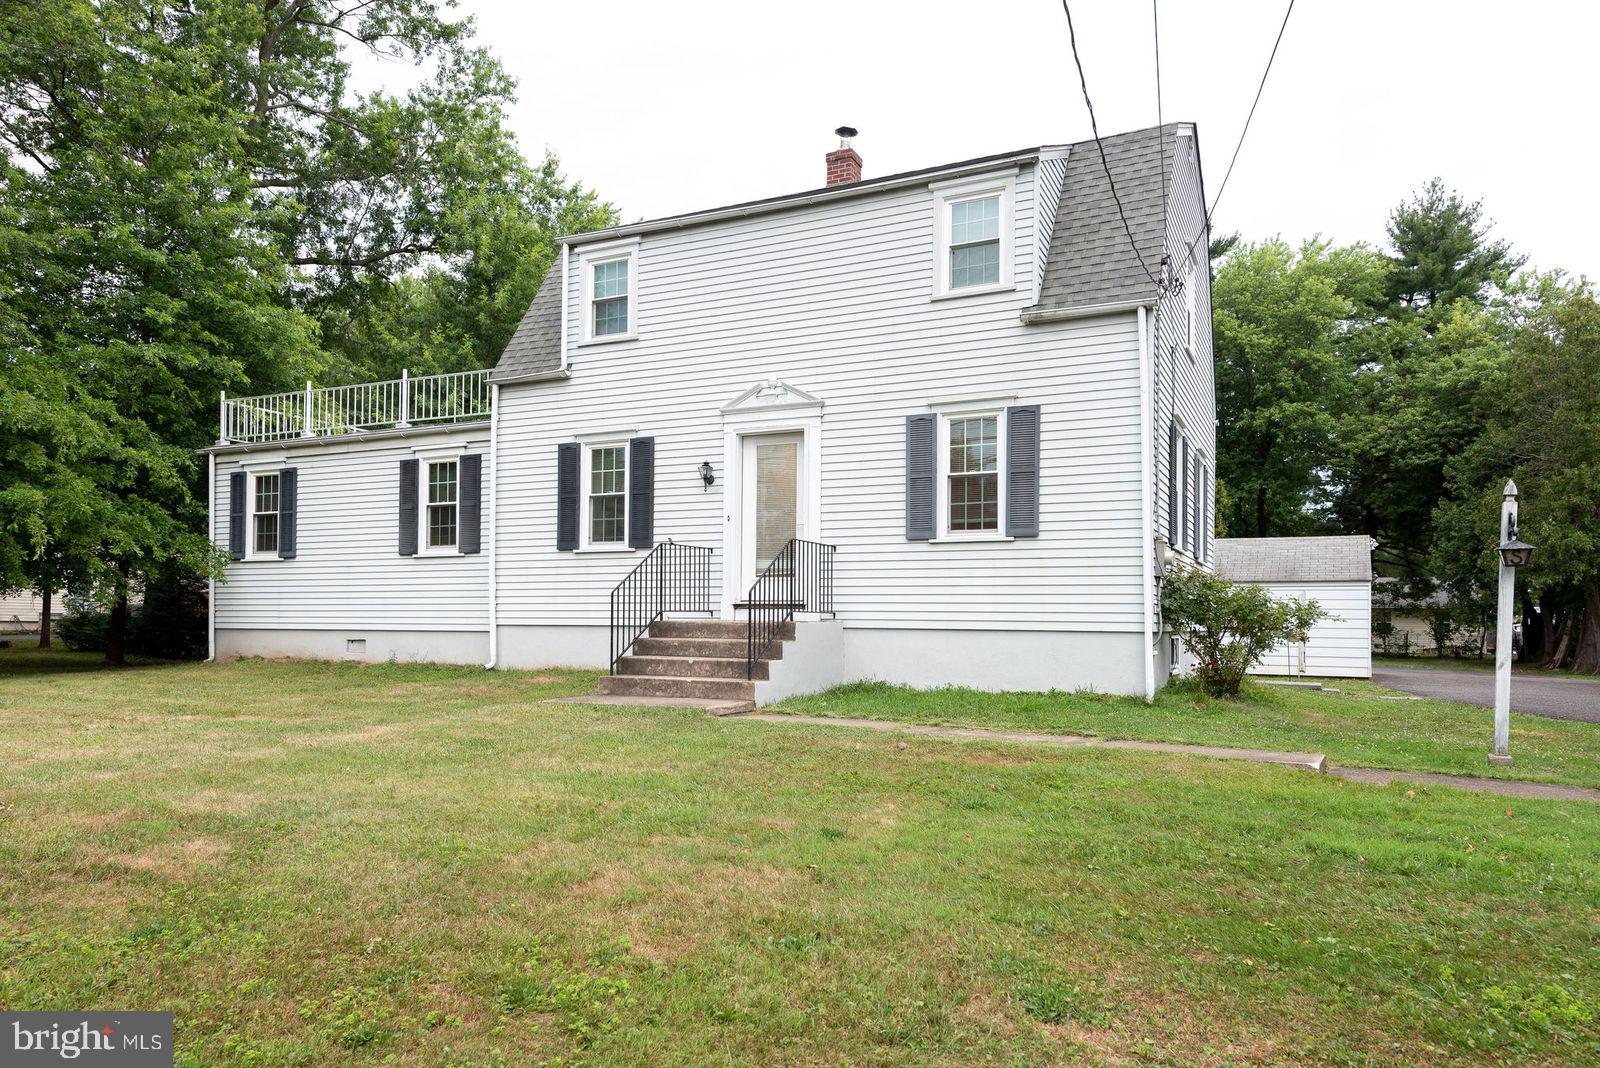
top-left (419, 0), bottom-right (1594, 277)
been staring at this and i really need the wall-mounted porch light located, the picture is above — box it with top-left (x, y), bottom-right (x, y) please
top-left (699, 461), bottom-right (716, 491)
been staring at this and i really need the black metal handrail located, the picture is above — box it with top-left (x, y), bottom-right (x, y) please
top-left (744, 538), bottom-right (836, 679)
top-left (609, 541), bottom-right (716, 672)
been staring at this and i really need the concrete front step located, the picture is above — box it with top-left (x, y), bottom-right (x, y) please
top-left (649, 619), bottom-right (794, 641)
top-left (618, 654), bottom-right (767, 680)
top-left (632, 635), bottom-right (766, 659)
top-left (596, 674), bottom-right (756, 701)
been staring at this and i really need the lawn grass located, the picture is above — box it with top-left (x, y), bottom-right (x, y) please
top-left (768, 677), bottom-right (1600, 788)
top-left (2, 649), bottom-right (1598, 1065)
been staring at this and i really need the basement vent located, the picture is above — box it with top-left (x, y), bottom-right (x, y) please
top-left (345, 638), bottom-right (367, 658)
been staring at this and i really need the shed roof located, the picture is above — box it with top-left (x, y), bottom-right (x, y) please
top-left (1213, 536), bottom-right (1376, 585)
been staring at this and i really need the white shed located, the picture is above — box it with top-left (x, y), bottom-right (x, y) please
top-left (1213, 536), bottom-right (1375, 679)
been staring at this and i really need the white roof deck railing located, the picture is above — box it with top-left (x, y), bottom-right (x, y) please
top-left (218, 368), bottom-right (492, 444)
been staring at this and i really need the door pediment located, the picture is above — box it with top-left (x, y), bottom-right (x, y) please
top-left (721, 377), bottom-right (824, 415)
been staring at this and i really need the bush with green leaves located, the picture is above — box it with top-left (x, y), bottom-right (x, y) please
top-left (1161, 567), bottom-right (1329, 696)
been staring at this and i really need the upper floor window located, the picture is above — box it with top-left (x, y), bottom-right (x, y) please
top-left (931, 171), bottom-right (1015, 298)
top-left (578, 239), bottom-right (640, 344)
top-left (949, 196), bottom-right (1001, 289)
top-left (592, 258), bottom-right (629, 337)
top-left (1184, 251), bottom-right (1198, 351)
top-left (252, 472), bottom-right (279, 555)
top-left (427, 459), bottom-right (458, 550)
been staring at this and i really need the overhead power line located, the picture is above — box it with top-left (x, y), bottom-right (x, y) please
top-left (1207, 0), bottom-right (1297, 223)
top-left (1152, 0), bottom-right (1168, 282)
top-left (1060, 0), bottom-right (1164, 292)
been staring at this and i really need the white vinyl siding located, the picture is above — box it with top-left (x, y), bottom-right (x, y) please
top-left (494, 161), bottom-right (1152, 635)
top-left (212, 426), bottom-right (490, 632)
top-left (1152, 130), bottom-right (1215, 572)
top-left (1244, 581), bottom-right (1373, 679)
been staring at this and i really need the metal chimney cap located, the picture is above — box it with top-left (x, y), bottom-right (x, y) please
top-left (835, 126), bottom-right (858, 144)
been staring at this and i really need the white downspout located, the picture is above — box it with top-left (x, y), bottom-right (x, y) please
top-left (206, 449), bottom-right (216, 662)
top-left (559, 245), bottom-right (570, 372)
top-left (1138, 304), bottom-right (1156, 702)
top-left (484, 381), bottom-right (500, 669)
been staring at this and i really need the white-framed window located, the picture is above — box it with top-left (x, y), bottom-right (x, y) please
top-left (934, 406), bottom-right (1008, 539)
top-left (931, 171), bottom-right (1015, 298)
top-left (583, 442), bottom-right (628, 547)
top-left (1167, 420), bottom-right (1187, 551)
top-left (251, 472), bottom-right (279, 556)
top-left (425, 458), bottom-right (459, 551)
top-left (578, 240), bottom-right (639, 343)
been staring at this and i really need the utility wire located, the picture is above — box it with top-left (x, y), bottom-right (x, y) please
top-left (1207, 0), bottom-right (1296, 223)
top-left (1152, 0), bottom-right (1169, 283)
top-left (1061, 0), bottom-right (1164, 291)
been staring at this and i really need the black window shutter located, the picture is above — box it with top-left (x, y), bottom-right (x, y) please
top-left (1005, 405), bottom-right (1041, 537)
top-left (228, 471), bottom-right (246, 561)
top-left (1166, 424), bottom-right (1178, 543)
top-left (628, 437), bottom-right (655, 549)
top-left (905, 414), bottom-right (936, 541)
top-left (556, 442), bottom-right (580, 551)
top-left (278, 467), bottom-right (298, 559)
top-left (459, 454), bottom-right (483, 555)
top-left (1199, 464), bottom-right (1210, 563)
top-left (1180, 438), bottom-right (1191, 551)
top-left (398, 458), bottom-right (419, 556)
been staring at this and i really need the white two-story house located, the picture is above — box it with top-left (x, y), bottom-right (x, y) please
top-left (205, 123), bottom-right (1215, 702)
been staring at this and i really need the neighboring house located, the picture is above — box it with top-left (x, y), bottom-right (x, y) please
top-left (0, 589), bottom-right (63, 632)
top-left (1213, 536), bottom-right (1375, 679)
top-left (1373, 583), bottom-right (1453, 656)
top-left (204, 124), bottom-right (1216, 701)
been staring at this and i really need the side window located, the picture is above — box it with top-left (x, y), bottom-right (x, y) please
top-left (252, 473), bottom-right (279, 555)
top-left (946, 414), bottom-right (1000, 533)
top-left (932, 173), bottom-right (1014, 297)
top-left (585, 444), bottom-right (627, 546)
top-left (427, 459), bottom-right (459, 550)
top-left (948, 195), bottom-right (1001, 290)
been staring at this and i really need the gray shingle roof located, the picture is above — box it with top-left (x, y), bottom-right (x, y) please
top-left (1033, 124), bottom-right (1180, 312)
top-left (492, 258), bottom-right (563, 382)
top-left (1213, 537), bottom-right (1376, 585)
top-left (491, 124), bottom-right (1186, 380)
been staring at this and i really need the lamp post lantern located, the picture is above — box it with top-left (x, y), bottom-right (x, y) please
top-left (1491, 479), bottom-right (1534, 766)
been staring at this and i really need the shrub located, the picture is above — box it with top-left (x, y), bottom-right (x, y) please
top-left (55, 567), bottom-right (209, 660)
top-left (1161, 567), bottom-right (1329, 696)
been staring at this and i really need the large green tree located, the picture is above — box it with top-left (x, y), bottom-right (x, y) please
top-left (1211, 238), bottom-right (1387, 537)
top-left (0, 0), bottom-right (614, 660)
top-left (1385, 177), bottom-right (1524, 314)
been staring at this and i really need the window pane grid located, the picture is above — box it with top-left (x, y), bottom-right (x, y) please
top-left (592, 259), bottom-right (630, 336)
top-left (948, 416), bottom-right (999, 532)
top-left (950, 240), bottom-right (1000, 289)
top-left (253, 474), bottom-right (279, 554)
top-left (589, 446), bottom-right (626, 544)
top-left (427, 461), bottom-right (458, 549)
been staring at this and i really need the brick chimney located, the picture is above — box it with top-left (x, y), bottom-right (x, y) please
top-left (825, 126), bottom-right (862, 185)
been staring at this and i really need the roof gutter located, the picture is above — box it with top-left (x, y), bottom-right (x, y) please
top-left (198, 418), bottom-right (492, 456)
top-left (562, 149), bottom-right (1045, 247)
top-left (490, 368), bottom-right (572, 388)
top-left (1019, 297), bottom-right (1156, 325)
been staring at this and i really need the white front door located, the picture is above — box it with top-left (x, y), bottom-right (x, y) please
top-left (740, 431), bottom-right (805, 591)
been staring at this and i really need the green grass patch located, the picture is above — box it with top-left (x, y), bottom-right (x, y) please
top-left (1, 649), bottom-right (1598, 1064)
top-left (768, 677), bottom-right (1600, 786)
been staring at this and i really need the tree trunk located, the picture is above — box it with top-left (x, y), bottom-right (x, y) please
top-left (37, 583), bottom-right (52, 649)
top-left (1572, 581), bottom-right (1600, 676)
top-left (1255, 486), bottom-right (1268, 538)
top-left (106, 584), bottom-right (128, 667)
top-left (1547, 614), bottom-right (1574, 671)
top-left (1518, 593), bottom-right (1540, 663)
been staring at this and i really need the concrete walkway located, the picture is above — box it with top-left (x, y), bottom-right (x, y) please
top-left (732, 712), bottom-right (1600, 803)
top-left (1373, 665), bottom-right (1600, 724)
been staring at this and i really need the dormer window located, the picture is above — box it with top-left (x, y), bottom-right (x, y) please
top-left (949, 196), bottom-right (1000, 289)
top-left (577, 238), bottom-right (640, 343)
top-left (931, 171), bottom-right (1015, 299)
top-left (592, 259), bottom-right (629, 337)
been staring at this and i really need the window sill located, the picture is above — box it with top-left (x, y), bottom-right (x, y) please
top-left (577, 333), bottom-right (638, 347)
top-left (416, 549), bottom-right (464, 558)
top-left (575, 544), bottom-right (637, 554)
top-left (928, 534), bottom-right (1016, 544)
top-left (931, 283), bottom-right (1016, 302)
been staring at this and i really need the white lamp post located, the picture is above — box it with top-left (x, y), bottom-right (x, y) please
top-left (1491, 479), bottom-right (1535, 766)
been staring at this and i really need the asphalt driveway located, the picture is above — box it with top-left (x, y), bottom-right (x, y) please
top-left (1372, 665), bottom-right (1600, 724)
